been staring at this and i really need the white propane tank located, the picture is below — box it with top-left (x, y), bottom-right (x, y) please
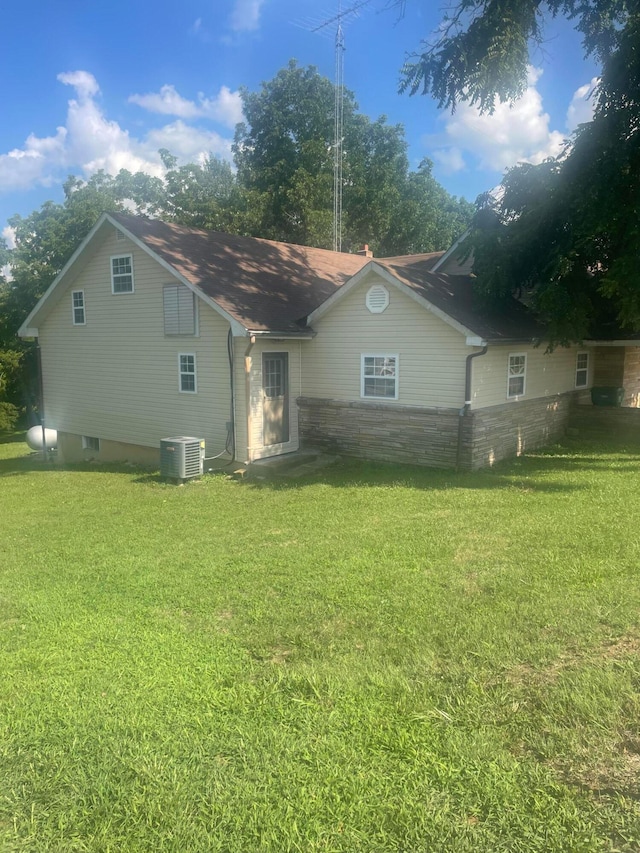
top-left (26, 426), bottom-right (57, 451)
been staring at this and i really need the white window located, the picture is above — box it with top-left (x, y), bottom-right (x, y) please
top-left (361, 354), bottom-right (398, 400)
top-left (179, 353), bottom-right (197, 393)
top-left (111, 255), bottom-right (134, 293)
top-left (576, 351), bottom-right (589, 388)
top-left (72, 290), bottom-right (85, 325)
top-left (507, 353), bottom-right (526, 398)
top-left (82, 436), bottom-right (100, 451)
top-left (164, 285), bottom-right (196, 335)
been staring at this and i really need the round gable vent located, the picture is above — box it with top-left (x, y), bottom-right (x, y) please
top-left (366, 283), bottom-right (389, 314)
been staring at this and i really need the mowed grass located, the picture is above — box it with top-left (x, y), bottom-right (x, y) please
top-left (1, 434), bottom-right (640, 852)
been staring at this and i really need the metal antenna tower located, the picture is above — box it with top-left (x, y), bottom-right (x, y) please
top-left (305, 0), bottom-right (370, 252)
top-left (332, 18), bottom-right (345, 252)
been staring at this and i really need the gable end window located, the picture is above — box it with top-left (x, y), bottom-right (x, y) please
top-left (576, 351), bottom-right (589, 388)
top-left (507, 353), bottom-right (526, 399)
top-left (361, 354), bottom-right (398, 400)
top-left (72, 290), bottom-right (85, 325)
top-left (179, 353), bottom-right (197, 393)
top-left (111, 255), bottom-right (134, 294)
top-left (164, 285), bottom-right (196, 335)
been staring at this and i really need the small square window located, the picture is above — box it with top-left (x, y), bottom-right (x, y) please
top-left (179, 353), bottom-right (197, 393)
top-left (576, 352), bottom-right (589, 388)
top-left (82, 435), bottom-right (100, 452)
top-left (111, 255), bottom-right (134, 293)
top-left (72, 290), bottom-right (85, 325)
top-left (361, 354), bottom-right (398, 399)
top-left (507, 353), bottom-right (526, 398)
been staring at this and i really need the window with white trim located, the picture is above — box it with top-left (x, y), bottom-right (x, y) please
top-left (82, 436), bottom-right (100, 451)
top-left (507, 353), bottom-right (526, 398)
top-left (72, 290), bottom-right (85, 325)
top-left (179, 353), bottom-right (197, 393)
top-left (164, 285), bottom-right (196, 335)
top-left (575, 351), bottom-right (589, 388)
top-left (361, 354), bottom-right (398, 399)
top-left (111, 255), bottom-right (134, 293)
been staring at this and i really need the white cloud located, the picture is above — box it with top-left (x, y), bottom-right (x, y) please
top-left (1, 225), bottom-right (15, 279)
top-left (0, 71), bottom-right (237, 197)
top-left (429, 67), bottom-right (567, 176)
top-left (57, 70), bottom-right (100, 100)
top-left (566, 77), bottom-right (598, 132)
top-left (144, 121), bottom-right (233, 163)
top-left (229, 0), bottom-right (265, 31)
top-left (129, 84), bottom-right (243, 127)
top-left (2, 225), bottom-right (16, 250)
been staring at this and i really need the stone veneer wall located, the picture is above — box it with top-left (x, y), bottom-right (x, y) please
top-left (569, 404), bottom-right (640, 443)
top-left (298, 393), bottom-right (576, 470)
top-left (459, 393), bottom-right (575, 470)
top-left (297, 398), bottom-right (461, 468)
top-left (622, 347), bottom-right (640, 407)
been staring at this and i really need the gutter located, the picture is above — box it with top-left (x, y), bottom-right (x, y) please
top-left (246, 329), bottom-right (316, 340)
top-left (36, 337), bottom-right (47, 461)
top-left (456, 343), bottom-right (489, 471)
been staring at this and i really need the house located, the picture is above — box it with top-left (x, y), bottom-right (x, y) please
top-left (18, 212), bottom-right (640, 470)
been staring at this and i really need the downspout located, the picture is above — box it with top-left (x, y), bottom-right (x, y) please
top-left (226, 328), bottom-right (235, 460)
top-left (35, 337), bottom-right (47, 462)
top-left (244, 335), bottom-right (256, 463)
top-left (456, 345), bottom-right (488, 471)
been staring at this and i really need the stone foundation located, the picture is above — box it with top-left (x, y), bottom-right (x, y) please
top-left (569, 404), bottom-right (640, 443)
top-left (459, 393), bottom-right (575, 470)
top-left (57, 432), bottom-right (160, 466)
top-left (298, 393), bottom-right (577, 470)
top-left (297, 398), bottom-right (460, 468)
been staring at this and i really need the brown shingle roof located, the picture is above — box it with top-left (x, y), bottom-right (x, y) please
top-left (113, 213), bottom-right (371, 333)
top-left (375, 255), bottom-right (544, 341)
top-left (114, 214), bottom-right (541, 341)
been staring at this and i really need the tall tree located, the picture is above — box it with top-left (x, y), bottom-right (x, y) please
top-left (401, 0), bottom-right (639, 343)
top-left (234, 60), bottom-right (472, 254)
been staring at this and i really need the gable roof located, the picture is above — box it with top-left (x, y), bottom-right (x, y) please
top-left (116, 215), bottom-right (540, 342)
top-left (374, 255), bottom-right (544, 342)
top-left (111, 213), bottom-right (371, 334)
top-left (20, 212), bottom-right (542, 343)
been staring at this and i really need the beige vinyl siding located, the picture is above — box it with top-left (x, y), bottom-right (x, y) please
top-left (251, 341), bottom-right (301, 460)
top-left (231, 338), bottom-right (302, 462)
top-left (471, 344), bottom-right (594, 409)
top-left (303, 272), bottom-right (469, 408)
top-left (39, 227), bottom-right (231, 456)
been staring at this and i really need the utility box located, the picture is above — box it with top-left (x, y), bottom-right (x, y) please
top-left (160, 436), bottom-right (205, 480)
top-left (591, 387), bottom-right (625, 407)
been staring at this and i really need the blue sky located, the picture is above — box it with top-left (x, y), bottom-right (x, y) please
top-left (1, 0), bottom-right (599, 248)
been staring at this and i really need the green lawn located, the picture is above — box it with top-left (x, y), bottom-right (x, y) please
top-left (1, 434), bottom-right (639, 852)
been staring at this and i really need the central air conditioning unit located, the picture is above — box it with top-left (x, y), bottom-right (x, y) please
top-left (160, 436), bottom-right (205, 480)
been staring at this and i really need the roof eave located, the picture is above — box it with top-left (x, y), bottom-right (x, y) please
top-left (247, 329), bottom-right (317, 339)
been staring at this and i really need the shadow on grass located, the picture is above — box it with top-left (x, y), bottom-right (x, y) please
top-left (242, 440), bottom-right (640, 494)
top-left (2, 435), bottom-right (640, 495)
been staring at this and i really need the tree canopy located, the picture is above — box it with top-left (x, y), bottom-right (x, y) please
top-left (403, 0), bottom-right (640, 343)
top-left (234, 60), bottom-right (472, 254)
